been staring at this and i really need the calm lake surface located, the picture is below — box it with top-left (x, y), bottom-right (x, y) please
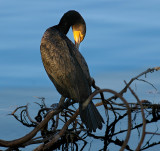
top-left (0, 0), bottom-right (160, 150)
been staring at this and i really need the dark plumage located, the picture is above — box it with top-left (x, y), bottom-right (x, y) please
top-left (40, 10), bottom-right (104, 132)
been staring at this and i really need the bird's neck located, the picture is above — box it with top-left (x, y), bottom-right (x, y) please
top-left (54, 24), bottom-right (71, 35)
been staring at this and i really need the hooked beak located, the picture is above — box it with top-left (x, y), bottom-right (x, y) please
top-left (75, 40), bottom-right (80, 49)
top-left (73, 30), bottom-right (81, 50)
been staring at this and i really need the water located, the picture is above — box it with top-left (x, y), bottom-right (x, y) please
top-left (0, 0), bottom-right (160, 150)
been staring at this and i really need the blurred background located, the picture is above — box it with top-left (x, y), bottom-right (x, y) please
top-left (0, 0), bottom-right (160, 150)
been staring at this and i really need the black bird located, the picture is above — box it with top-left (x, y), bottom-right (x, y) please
top-left (40, 10), bottom-right (104, 132)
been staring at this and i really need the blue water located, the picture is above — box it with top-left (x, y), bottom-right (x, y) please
top-left (0, 0), bottom-right (160, 150)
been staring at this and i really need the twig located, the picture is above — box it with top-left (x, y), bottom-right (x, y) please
top-left (106, 67), bottom-right (160, 102)
top-left (26, 104), bottom-right (39, 125)
top-left (137, 78), bottom-right (157, 91)
top-left (145, 132), bottom-right (160, 136)
top-left (124, 81), bottom-right (146, 151)
top-left (9, 105), bottom-right (27, 115)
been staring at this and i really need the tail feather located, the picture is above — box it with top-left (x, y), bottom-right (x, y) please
top-left (90, 102), bottom-right (103, 129)
top-left (88, 103), bottom-right (97, 131)
top-left (79, 101), bottom-right (104, 132)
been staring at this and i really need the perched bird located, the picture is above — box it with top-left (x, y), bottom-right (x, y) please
top-left (40, 10), bottom-right (104, 132)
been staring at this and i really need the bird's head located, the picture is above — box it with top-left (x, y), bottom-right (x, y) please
top-left (72, 19), bottom-right (86, 49)
top-left (58, 10), bottom-right (86, 49)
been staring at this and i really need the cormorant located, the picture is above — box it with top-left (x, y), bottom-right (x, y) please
top-left (40, 10), bottom-right (104, 132)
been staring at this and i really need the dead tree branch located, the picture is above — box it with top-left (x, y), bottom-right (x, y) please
top-left (0, 66), bottom-right (160, 150)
